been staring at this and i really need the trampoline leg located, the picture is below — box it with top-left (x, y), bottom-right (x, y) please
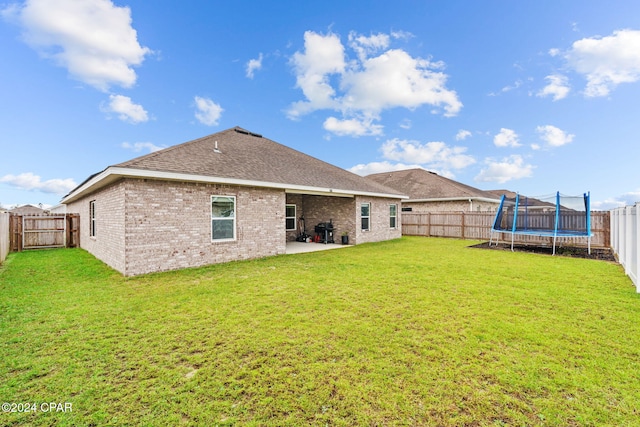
top-left (511, 233), bottom-right (514, 252)
top-left (552, 235), bottom-right (557, 256)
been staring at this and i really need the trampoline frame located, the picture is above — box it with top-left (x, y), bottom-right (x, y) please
top-left (489, 191), bottom-right (592, 255)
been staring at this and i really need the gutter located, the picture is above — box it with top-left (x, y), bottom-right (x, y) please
top-left (405, 196), bottom-right (501, 204)
top-left (61, 167), bottom-right (408, 204)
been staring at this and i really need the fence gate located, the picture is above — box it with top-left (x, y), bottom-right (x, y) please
top-left (10, 214), bottom-right (80, 252)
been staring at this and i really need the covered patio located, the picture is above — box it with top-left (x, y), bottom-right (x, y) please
top-left (285, 241), bottom-right (348, 254)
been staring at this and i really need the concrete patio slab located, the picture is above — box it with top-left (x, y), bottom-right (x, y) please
top-left (285, 241), bottom-right (350, 254)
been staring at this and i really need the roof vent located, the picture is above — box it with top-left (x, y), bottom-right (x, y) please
top-left (214, 141), bottom-right (221, 153)
top-left (234, 127), bottom-right (262, 138)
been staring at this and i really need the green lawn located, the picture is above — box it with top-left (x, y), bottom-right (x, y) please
top-left (1, 237), bottom-right (639, 426)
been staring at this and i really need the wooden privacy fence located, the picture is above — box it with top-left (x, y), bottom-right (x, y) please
top-left (0, 212), bottom-right (9, 264)
top-left (402, 211), bottom-right (610, 248)
top-left (9, 214), bottom-right (80, 252)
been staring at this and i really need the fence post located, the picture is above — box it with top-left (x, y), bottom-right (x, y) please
top-left (636, 204), bottom-right (640, 292)
top-left (624, 206), bottom-right (631, 278)
top-left (461, 212), bottom-right (465, 239)
top-left (0, 213), bottom-right (9, 264)
top-left (602, 211), bottom-right (610, 248)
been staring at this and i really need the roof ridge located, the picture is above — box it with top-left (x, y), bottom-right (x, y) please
top-left (425, 170), bottom-right (496, 198)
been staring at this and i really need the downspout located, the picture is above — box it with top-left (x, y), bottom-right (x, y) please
top-left (468, 198), bottom-right (473, 212)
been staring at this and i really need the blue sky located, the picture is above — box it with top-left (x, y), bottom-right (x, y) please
top-left (1, 0), bottom-right (640, 210)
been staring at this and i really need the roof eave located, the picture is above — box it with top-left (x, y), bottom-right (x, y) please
top-left (61, 167), bottom-right (407, 204)
top-left (405, 196), bottom-right (501, 204)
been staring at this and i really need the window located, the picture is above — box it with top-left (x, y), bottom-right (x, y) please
top-left (211, 196), bottom-right (236, 241)
top-left (361, 203), bottom-right (370, 231)
top-left (285, 204), bottom-right (296, 231)
top-left (390, 204), bottom-right (397, 228)
top-left (401, 207), bottom-right (413, 212)
top-left (89, 200), bottom-right (96, 237)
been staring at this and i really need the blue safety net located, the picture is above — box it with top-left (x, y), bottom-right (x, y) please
top-left (491, 191), bottom-right (592, 254)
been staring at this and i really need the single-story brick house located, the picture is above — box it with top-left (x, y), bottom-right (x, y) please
top-left (366, 168), bottom-right (501, 213)
top-left (62, 127), bottom-right (406, 276)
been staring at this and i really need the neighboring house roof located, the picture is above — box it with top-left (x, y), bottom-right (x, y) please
top-left (63, 127), bottom-right (406, 204)
top-left (9, 204), bottom-right (47, 215)
top-left (487, 190), bottom-right (557, 209)
top-left (366, 168), bottom-right (500, 203)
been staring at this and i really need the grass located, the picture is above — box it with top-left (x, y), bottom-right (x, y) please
top-left (1, 236), bottom-right (639, 426)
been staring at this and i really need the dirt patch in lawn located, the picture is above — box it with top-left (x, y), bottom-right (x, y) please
top-left (470, 242), bottom-right (617, 262)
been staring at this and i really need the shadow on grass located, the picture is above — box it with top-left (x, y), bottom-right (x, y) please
top-left (469, 241), bottom-right (616, 261)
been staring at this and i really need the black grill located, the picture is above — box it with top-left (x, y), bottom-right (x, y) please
top-left (314, 221), bottom-right (335, 244)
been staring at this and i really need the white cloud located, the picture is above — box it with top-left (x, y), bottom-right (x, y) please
top-left (381, 138), bottom-right (475, 171)
top-left (0, 172), bottom-right (77, 194)
top-left (493, 128), bottom-right (520, 147)
top-left (121, 141), bottom-right (164, 153)
top-left (563, 29), bottom-right (640, 97)
top-left (488, 79), bottom-right (526, 97)
top-left (287, 30), bottom-right (461, 135)
top-left (536, 125), bottom-right (574, 147)
top-left (323, 116), bottom-right (383, 137)
top-left (194, 96), bottom-right (223, 126)
top-left (475, 155), bottom-right (534, 184)
top-left (455, 129), bottom-right (472, 141)
top-left (348, 31), bottom-right (390, 61)
top-left (537, 74), bottom-right (570, 101)
top-left (103, 94), bottom-right (148, 123)
top-left (348, 161), bottom-right (423, 176)
top-left (399, 119), bottom-right (412, 129)
top-left (287, 31), bottom-right (345, 118)
top-left (4, 0), bottom-right (151, 91)
top-left (246, 53), bottom-right (263, 79)
top-left (592, 189), bottom-right (640, 210)
top-left (348, 136), bottom-right (475, 178)
top-left (341, 49), bottom-right (461, 116)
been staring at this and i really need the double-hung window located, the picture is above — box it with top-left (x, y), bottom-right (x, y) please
top-left (211, 196), bottom-right (236, 241)
top-left (390, 204), bottom-right (398, 228)
top-left (89, 200), bottom-right (96, 237)
top-left (361, 203), bottom-right (370, 231)
top-left (285, 204), bottom-right (296, 231)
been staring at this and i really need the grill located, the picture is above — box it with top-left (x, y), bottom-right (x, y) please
top-left (314, 221), bottom-right (335, 244)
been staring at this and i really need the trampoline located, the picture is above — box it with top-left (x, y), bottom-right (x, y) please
top-left (490, 191), bottom-right (592, 255)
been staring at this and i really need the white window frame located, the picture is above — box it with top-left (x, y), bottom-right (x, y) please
top-left (361, 203), bottom-right (371, 231)
top-left (89, 200), bottom-right (96, 238)
top-left (285, 204), bottom-right (296, 231)
top-left (390, 204), bottom-right (398, 229)
top-left (211, 195), bottom-right (236, 242)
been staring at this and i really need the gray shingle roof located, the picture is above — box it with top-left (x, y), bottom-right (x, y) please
top-left (76, 127), bottom-right (403, 198)
top-left (366, 168), bottom-right (499, 200)
top-left (486, 190), bottom-right (557, 209)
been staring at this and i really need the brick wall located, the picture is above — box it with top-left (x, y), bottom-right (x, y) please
top-left (66, 181), bottom-right (126, 273)
top-left (354, 196), bottom-right (402, 244)
top-left (122, 179), bottom-right (286, 276)
top-left (68, 179), bottom-right (286, 276)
